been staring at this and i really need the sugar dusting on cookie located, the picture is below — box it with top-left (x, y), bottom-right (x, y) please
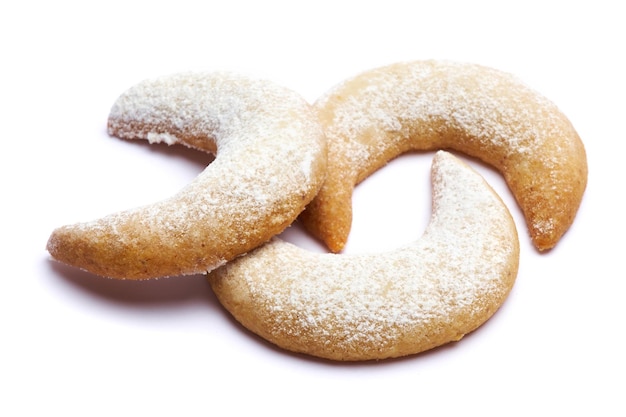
top-left (209, 151), bottom-right (520, 361)
top-left (47, 72), bottom-right (326, 279)
top-left (305, 60), bottom-right (586, 252)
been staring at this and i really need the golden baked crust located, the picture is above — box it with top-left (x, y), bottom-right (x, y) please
top-left (46, 72), bottom-right (327, 279)
top-left (299, 60), bottom-right (587, 252)
top-left (208, 151), bottom-right (519, 361)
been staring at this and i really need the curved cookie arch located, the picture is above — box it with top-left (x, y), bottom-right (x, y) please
top-left (208, 151), bottom-right (520, 361)
top-left (300, 60), bottom-right (587, 252)
top-left (47, 72), bottom-right (327, 279)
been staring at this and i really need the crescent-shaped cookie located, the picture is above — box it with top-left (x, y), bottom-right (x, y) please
top-left (208, 151), bottom-right (519, 361)
top-left (47, 72), bottom-right (327, 279)
top-left (299, 60), bottom-right (587, 252)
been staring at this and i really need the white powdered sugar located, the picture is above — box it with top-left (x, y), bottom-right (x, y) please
top-left (49, 72), bottom-right (326, 279)
top-left (106, 71), bottom-right (327, 244)
top-left (309, 60), bottom-right (586, 252)
top-left (319, 60), bottom-right (572, 176)
top-left (209, 151), bottom-right (519, 360)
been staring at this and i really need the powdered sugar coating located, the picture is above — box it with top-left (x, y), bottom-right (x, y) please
top-left (209, 151), bottom-right (519, 361)
top-left (300, 60), bottom-right (587, 252)
top-left (47, 72), bottom-right (326, 279)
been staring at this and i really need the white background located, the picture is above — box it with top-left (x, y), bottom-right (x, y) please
top-left (2, 1), bottom-right (624, 415)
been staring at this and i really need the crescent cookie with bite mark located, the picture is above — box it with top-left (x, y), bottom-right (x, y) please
top-left (208, 151), bottom-right (520, 361)
top-left (47, 72), bottom-right (327, 280)
top-left (299, 60), bottom-right (587, 252)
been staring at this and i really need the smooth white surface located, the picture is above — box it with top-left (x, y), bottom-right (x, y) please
top-left (2, 1), bottom-right (623, 415)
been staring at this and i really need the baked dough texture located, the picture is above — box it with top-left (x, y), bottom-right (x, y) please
top-left (208, 151), bottom-right (520, 361)
top-left (46, 72), bottom-right (327, 279)
top-left (299, 60), bottom-right (587, 252)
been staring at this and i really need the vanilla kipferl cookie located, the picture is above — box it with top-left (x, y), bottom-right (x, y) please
top-left (299, 60), bottom-right (587, 252)
top-left (208, 151), bottom-right (519, 361)
top-left (47, 72), bottom-right (327, 279)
